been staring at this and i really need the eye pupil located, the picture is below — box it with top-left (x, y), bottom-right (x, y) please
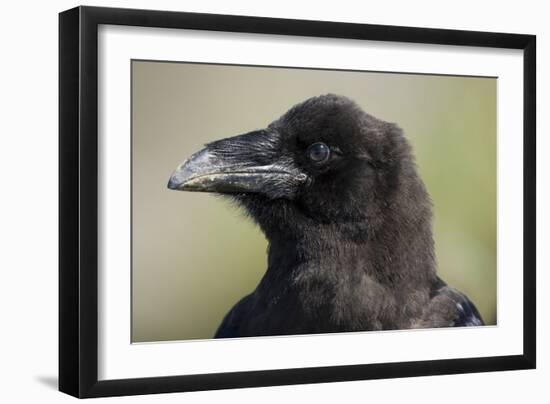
top-left (307, 142), bottom-right (330, 163)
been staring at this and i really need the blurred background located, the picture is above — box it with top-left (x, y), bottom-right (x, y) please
top-left (132, 60), bottom-right (496, 342)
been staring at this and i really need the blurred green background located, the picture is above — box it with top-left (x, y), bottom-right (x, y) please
top-left (132, 61), bottom-right (496, 342)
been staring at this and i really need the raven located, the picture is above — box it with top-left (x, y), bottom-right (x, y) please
top-left (168, 94), bottom-right (484, 338)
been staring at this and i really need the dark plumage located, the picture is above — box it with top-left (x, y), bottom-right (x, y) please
top-left (168, 94), bottom-right (484, 338)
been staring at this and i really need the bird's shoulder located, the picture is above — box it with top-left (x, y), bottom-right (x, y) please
top-left (213, 293), bottom-right (254, 338)
top-left (415, 277), bottom-right (484, 328)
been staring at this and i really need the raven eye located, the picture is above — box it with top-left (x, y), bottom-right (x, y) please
top-left (307, 142), bottom-right (330, 163)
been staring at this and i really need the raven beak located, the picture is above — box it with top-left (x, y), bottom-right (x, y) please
top-left (167, 132), bottom-right (308, 198)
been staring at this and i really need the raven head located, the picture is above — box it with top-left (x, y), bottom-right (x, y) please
top-left (168, 94), bottom-right (430, 241)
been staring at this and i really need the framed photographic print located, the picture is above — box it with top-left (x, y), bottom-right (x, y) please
top-left (59, 6), bottom-right (536, 398)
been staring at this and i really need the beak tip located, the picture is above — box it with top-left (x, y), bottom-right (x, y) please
top-left (167, 177), bottom-right (180, 190)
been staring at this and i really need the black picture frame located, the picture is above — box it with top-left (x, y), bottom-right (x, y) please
top-left (59, 5), bottom-right (536, 398)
